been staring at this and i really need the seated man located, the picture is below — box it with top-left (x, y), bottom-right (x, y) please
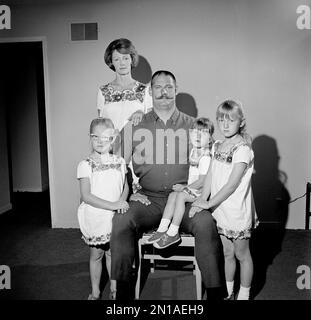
top-left (110, 70), bottom-right (224, 300)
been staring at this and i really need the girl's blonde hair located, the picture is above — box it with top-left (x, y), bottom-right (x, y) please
top-left (89, 117), bottom-right (115, 134)
top-left (216, 100), bottom-right (252, 147)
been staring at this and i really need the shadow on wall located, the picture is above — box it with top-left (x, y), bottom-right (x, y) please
top-left (250, 135), bottom-right (291, 298)
top-left (176, 93), bottom-right (198, 118)
top-left (132, 55), bottom-right (152, 85)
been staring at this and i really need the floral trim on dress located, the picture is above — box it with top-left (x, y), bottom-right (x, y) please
top-left (217, 219), bottom-right (260, 240)
top-left (99, 82), bottom-right (147, 104)
top-left (82, 233), bottom-right (110, 246)
top-left (189, 147), bottom-right (211, 167)
top-left (86, 156), bottom-right (124, 172)
top-left (213, 141), bottom-right (247, 164)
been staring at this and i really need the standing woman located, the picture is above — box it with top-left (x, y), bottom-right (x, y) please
top-left (97, 38), bottom-right (152, 130)
top-left (97, 39), bottom-right (152, 191)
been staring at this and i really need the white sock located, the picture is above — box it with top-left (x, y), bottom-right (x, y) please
top-left (226, 281), bottom-right (234, 297)
top-left (237, 285), bottom-right (250, 300)
top-left (166, 224), bottom-right (179, 236)
top-left (157, 218), bottom-right (170, 232)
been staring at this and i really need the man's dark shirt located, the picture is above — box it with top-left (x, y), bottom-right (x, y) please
top-left (122, 108), bottom-right (194, 197)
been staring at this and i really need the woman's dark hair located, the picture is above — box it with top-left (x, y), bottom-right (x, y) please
top-left (104, 38), bottom-right (139, 71)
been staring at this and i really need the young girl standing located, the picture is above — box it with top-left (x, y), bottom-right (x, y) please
top-left (77, 118), bottom-right (129, 300)
top-left (146, 118), bottom-right (214, 249)
top-left (190, 100), bottom-right (258, 300)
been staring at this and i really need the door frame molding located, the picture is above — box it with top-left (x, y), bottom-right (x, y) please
top-left (0, 36), bottom-right (55, 225)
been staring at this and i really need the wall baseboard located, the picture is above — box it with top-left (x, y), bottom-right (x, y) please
top-left (13, 187), bottom-right (46, 192)
top-left (0, 203), bottom-right (12, 215)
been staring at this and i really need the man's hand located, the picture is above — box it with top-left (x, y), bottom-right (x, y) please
top-left (129, 110), bottom-right (144, 126)
top-left (129, 193), bottom-right (151, 206)
top-left (172, 184), bottom-right (185, 192)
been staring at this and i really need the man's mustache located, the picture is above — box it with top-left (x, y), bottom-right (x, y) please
top-left (156, 95), bottom-right (174, 99)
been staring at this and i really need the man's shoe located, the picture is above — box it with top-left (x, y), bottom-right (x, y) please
top-left (145, 231), bottom-right (166, 244)
top-left (153, 233), bottom-right (181, 249)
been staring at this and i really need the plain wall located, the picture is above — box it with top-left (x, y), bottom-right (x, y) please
top-left (1, 0), bottom-right (310, 228)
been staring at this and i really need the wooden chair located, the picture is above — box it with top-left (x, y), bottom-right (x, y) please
top-left (135, 232), bottom-right (202, 300)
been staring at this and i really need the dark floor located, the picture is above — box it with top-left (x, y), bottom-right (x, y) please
top-left (0, 192), bottom-right (311, 300)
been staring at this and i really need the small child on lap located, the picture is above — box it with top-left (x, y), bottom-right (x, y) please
top-left (146, 117), bottom-right (214, 249)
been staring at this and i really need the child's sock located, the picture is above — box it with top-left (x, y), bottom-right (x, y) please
top-left (166, 224), bottom-right (179, 237)
top-left (157, 218), bottom-right (170, 232)
top-left (226, 280), bottom-right (234, 297)
top-left (237, 285), bottom-right (250, 300)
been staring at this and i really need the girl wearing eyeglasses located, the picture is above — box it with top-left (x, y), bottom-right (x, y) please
top-left (77, 118), bottom-right (129, 300)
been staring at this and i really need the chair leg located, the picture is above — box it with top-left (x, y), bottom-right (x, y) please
top-left (135, 240), bottom-right (142, 299)
top-left (150, 258), bottom-right (155, 273)
top-left (150, 247), bottom-right (155, 273)
top-left (194, 259), bottom-right (202, 300)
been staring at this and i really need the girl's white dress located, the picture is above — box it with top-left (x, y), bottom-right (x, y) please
top-left (97, 81), bottom-right (152, 131)
top-left (184, 147), bottom-right (211, 198)
top-left (211, 140), bottom-right (258, 239)
top-left (77, 154), bottom-right (127, 246)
